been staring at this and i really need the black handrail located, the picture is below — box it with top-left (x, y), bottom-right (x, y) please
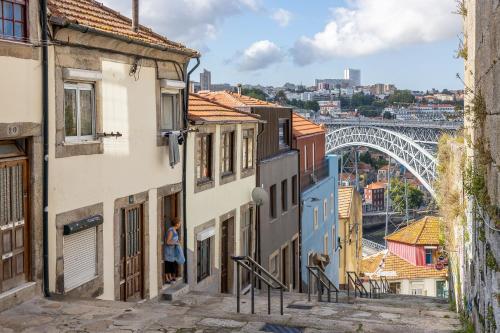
top-left (379, 276), bottom-right (391, 293)
top-left (346, 271), bottom-right (369, 298)
top-left (307, 266), bottom-right (339, 303)
top-left (368, 279), bottom-right (381, 298)
top-left (232, 256), bottom-right (288, 316)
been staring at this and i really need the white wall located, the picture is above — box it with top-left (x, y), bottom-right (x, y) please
top-left (0, 56), bottom-right (41, 123)
top-left (47, 55), bottom-right (182, 299)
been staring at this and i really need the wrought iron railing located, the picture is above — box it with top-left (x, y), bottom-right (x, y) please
top-left (346, 271), bottom-right (369, 298)
top-left (362, 238), bottom-right (386, 251)
top-left (301, 159), bottom-right (330, 191)
top-left (232, 256), bottom-right (289, 316)
top-left (379, 276), bottom-right (391, 293)
top-left (307, 266), bottom-right (339, 303)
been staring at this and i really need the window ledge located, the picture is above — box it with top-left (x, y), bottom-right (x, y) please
top-left (0, 38), bottom-right (33, 47)
top-left (56, 140), bottom-right (104, 158)
top-left (63, 140), bottom-right (101, 146)
top-left (219, 173), bottom-right (236, 186)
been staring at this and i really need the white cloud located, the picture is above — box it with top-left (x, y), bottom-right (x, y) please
top-left (237, 40), bottom-right (285, 71)
top-left (100, 0), bottom-right (261, 50)
top-left (272, 8), bottom-right (292, 27)
top-left (291, 0), bottom-right (461, 65)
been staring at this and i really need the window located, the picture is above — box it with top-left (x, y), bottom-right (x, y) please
top-left (330, 193), bottom-right (334, 213)
top-left (313, 207), bottom-right (318, 230)
top-left (269, 184), bottom-right (277, 219)
top-left (312, 142), bottom-right (316, 171)
top-left (197, 237), bottom-right (211, 282)
top-left (291, 175), bottom-right (298, 206)
top-left (323, 199), bottom-right (328, 221)
top-left (241, 208), bottom-right (253, 287)
top-left (304, 145), bottom-right (308, 171)
top-left (390, 282), bottom-right (401, 294)
top-left (221, 131), bottom-right (234, 176)
top-left (323, 233), bottom-right (328, 255)
top-left (269, 252), bottom-right (279, 278)
top-left (278, 119), bottom-right (289, 148)
top-left (281, 179), bottom-right (288, 212)
top-left (64, 83), bottom-right (95, 141)
top-left (160, 93), bottom-right (180, 131)
top-left (332, 225), bottom-right (336, 252)
top-left (242, 129), bottom-right (254, 170)
top-left (0, 0), bottom-right (27, 40)
top-left (196, 134), bottom-right (212, 183)
top-left (63, 227), bottom-right (97, 291)
top-left (425, 249), bottom-right (433, 265)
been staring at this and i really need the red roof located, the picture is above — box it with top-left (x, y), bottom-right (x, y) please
top-left (188, 94), bottom-right (260, 124)
top-left (292, 113), bottom-right (325, 137)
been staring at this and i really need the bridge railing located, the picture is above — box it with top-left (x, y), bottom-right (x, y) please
top-left (362, 238), bottom-right (386, 251)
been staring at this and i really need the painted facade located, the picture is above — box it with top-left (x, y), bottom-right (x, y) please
top-left (44, 0), bottom-right (199, 300)
top-left (185, 94), bottom-right (259, 294)
top-left (338, 187), bottom-right (363, 287)
top-left (0, 0), bottom-right (44, 311)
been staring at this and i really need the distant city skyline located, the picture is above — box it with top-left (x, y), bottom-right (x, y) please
top-left (101, 0), bottom-right (463, 91)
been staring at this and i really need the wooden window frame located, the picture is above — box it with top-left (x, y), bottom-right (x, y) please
top-left (242, 129), bottom-right (254, 170)
top-left (281, 179), bottom-right (288, 212)
top-left (63, 82), bottom-right (96, 143)
top-left (220, 131), bottom-right (235, 177)
top-left (0, 0), bottom-right (28, 41)
top-left (159, 92), bottom-right (181, 132)
top-left (269, 184), bottom-right (277, 219)
top-left (196, 133), bottom-right (213, 184)
top-left (278, 118), bottom-right (289, 149)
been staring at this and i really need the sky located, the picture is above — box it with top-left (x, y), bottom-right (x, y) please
top-left (101, 0), bottom-right (464, 91)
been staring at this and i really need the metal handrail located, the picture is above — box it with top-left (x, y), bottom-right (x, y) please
top-left (307, 266), bottom-right (339, 303)
top-left (346, 271), bottom-right (369, 298)
top-left (232, 256), bottom-right (288, 316)
top-left (368, 279), bottom-right (381, 298)
top-left (379, 276), bottom-right (391, 293)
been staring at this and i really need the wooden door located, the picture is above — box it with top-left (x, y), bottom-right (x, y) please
top-left (220, 217), bottom-right (234, 293)
top-left (0, 158), bottom-right (29, 293)
top-left (281, 245), bottom-right (289, 287)
top-left (291, 239), bottom-right (298, 291)
top-left (120, 205), bottom-right (143, 301)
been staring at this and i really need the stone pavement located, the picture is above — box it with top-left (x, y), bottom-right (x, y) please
top-left (0, 291), bottom-right (461, 333)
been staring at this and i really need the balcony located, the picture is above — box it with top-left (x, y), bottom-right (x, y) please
top-left (301, 159), bottom-right (330, 191)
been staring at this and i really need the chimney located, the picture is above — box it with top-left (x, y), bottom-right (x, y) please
top-left (132, 0), bottom-right (139, 32)
top-left (237, 83), bottom-right (242, 96)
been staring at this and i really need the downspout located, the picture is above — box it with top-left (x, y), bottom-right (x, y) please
top-left (40, 0), bottom-right (50, 297)
top-left (255, 122), bottom-right (265, 269)
top-left (182, 57), bottom-right (200, 283)
top-left (294, 147), bottom-right (302, 293)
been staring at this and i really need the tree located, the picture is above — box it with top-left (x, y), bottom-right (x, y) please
top-left (274, 90), bottom-right (287, 105)
top-left (389, 178), bottom-right (424, 213)
top-left (304, 101), bottom-right (320, 112)
top-left (387, 90), bottom-right (415, 105)
top-left (242, 88), bottom-right (267, 101)
top-left (383, 111), bottom-right (393, 119)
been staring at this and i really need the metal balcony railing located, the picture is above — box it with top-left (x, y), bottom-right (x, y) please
top-left (232, 256), bottom-right (289, 316)
top-left (301, 159), bottom-right (330, 191)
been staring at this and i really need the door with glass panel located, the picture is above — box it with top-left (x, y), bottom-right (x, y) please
top-left (0, 142), bottom-right (29, 293)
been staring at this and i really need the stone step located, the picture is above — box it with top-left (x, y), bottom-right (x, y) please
top-left (160, 282), bottom-right (189, 301)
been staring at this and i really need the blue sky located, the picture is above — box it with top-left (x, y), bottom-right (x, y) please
top-left (103, 0), bottom-right (463, 91)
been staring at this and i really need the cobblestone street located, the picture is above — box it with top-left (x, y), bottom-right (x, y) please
top-left (0, 291), bottom-right (460, 333)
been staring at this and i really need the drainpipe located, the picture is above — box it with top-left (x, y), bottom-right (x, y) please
top-left (182, 57), bottom-right (200, 283)
top-left (294, 148), bottom-right (302, 293)
top-left (40, 0), bottom-right (50, 297)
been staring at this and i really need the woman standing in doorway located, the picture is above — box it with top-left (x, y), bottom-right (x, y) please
top-left (164, 218), bottom-right (185, 283)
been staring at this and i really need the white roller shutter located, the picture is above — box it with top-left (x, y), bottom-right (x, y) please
top-left (63, 227), bottom-right (97, 291)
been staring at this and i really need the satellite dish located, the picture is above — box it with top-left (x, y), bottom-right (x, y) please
top-left (252, 187), bottom-right (269, 206)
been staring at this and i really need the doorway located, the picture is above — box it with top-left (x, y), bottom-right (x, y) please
top-left (0, 144), bottom-right (29, 294)
top-left (119, 205), bottom-right (143, 301)
top-left (161, 193), bottom-right (180, 285)
top-left (220, 217), bottom-right (234, 293)
top-left (241, 208), bottom-right (253, 288)
top-left (291, 238), bottom-right (299, 291)
top-left (281, 245), bottom-right (289, 287)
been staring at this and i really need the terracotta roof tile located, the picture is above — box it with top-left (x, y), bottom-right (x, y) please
top-left (361, 250), bottom-right (447, 280)
top-left (188, 94), bottom-right (260, 124)
top-left (48, 0), bottom-right (198, 56)
top-left (385, 216), bottom-right (441, 246)
top-left (198, 91), bottom-right (281, 108)
top-left (365, 182), bottom-right (386, 190)
top-left (338, 187), bottom-right (354, 219)
top-left (292, 113), bottom-right (325, 137)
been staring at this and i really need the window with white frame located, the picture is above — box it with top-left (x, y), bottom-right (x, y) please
top-left (332, 225), bottom-right (336, 252)
top-left (313, 207), bottom-right (318, 230)
top-left (64, 83), bottom-right (95, 141)
top-left (323, 233), bottom-right (328, 255)
top-left (160, 92), bottom-right (181, 131)
top-left (330, 193), bottom-right (334, 214)
top-left (323, 199), bottom-right (328, 221)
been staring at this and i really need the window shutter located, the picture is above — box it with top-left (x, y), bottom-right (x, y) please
top-left (63, 227), bottom-right (97, 291)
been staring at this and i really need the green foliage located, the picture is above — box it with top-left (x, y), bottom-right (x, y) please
top-left (457, 311), bottom-right (475, 333)
top-left (387, 90), bottom-right (416, 105)
top-left (389, 178), bottom-right (425, 213)
top-left (274, 90), bottom-right (287, 105)
top-left (454, 0), bottom-right (467, 17)
top-left (241, 88), bottom-right (267, 101)
top-left (383, 111), bottom-right (393, 119)
top-left (287, 99), bottom-right (320, 111)
top-left (359, 151), bottom-right (388, 169)
top-left (456, 41), bottom-right (468, 61)
top-left (487, 305), bottom-right (497, 332)
top-left (351, 92), bottom-right (375, 108)
top-left (485, 246), bottom-right (498, 271)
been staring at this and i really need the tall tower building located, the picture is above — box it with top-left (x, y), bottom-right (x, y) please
top-left (200, 69), bottom-right (212, 91)
top-left (344, 68), bottom-right (361, 87)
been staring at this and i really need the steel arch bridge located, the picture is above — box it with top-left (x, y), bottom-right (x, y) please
top-left (326, 126), bottom-right (437, 197)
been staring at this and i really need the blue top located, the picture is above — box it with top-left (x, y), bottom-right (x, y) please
top-left (164, 227), bottom-right (185, 264)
